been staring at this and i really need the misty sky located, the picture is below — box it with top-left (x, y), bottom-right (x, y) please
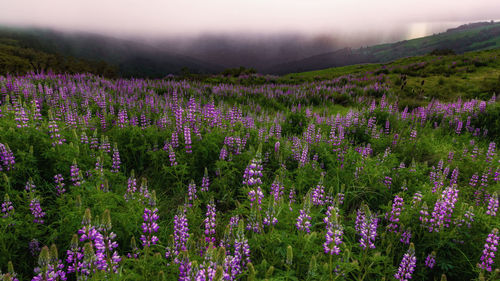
top-left (1, 0), bottom-right (499, 39)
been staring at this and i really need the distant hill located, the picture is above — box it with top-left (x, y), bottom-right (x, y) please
top-left (266, 21), bottom-right (500, 74)
top-left (0, 35), bottom-right (117, 77)
top-left (2, 22), bottom-right (500, 77)
top-left (0, 26), bottom-right (224, 78)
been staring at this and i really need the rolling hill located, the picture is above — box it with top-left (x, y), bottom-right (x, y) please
top-left (0, 26), bottom-right (224, 78)
top-left (265, 21), bottom-right (500, 74)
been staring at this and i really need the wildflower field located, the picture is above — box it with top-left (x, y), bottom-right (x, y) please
top-left (0, 50), bottom-right (499, 280)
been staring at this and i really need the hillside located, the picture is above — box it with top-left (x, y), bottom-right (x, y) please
top-left (278, 48), bottom-right (500, 109)
top-left (0, 37), bottom-right (117, 76)
top-left (0, 26), bottom-right (224, 78)
top-left (266, 21), bottom-right (500, 74)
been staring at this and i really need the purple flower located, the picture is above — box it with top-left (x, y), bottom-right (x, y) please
top-left (174, 212), bottom-right (189, 255)
top-left (48, 120), bottom-right (65, 146)
top-left (242, 158), bottom-right (263, 186)
top-left (1, 194), bottom-right (14, 218)
top-left (184, 125), bottom-right (192, 153)
top-left (355, 207), bottom-right (378, 249)
top-left (201, 168), bottom-right (210, 192)
top-left (204, 203), bottom-right (216, 244)
top-left (70, 162), bottom-right (82, 187)
top-left (386, 195), bottom-right (404, 232)
top-left (54, 174), bottom-right (65, 195)
top-left (428, 185), bottom-right (459, 232)
top-left (394, 243), bottom-right (417, 281)
top-left (400, 229), bottom-right (411, 245)
top-left (323, 206), bottom-right (343, 255)
top-left (0, 143), bottom-right (15, 171)
top-left (187, 181), bottom-right (197, 207)
top-left (179, 257), bottom-right (192, 281)
top-left (425, 252), bottom-right (436, 269)
top-left (30, 198), bottom-right (45, 224)
top-left (124, 174), bottom-right (137, 201)
top-left (486, 192), bottom-right (498, 217)
top-left (168, 145), bottom-right (178, 166)
top-left (478, 228), bottom-right (499, 272)
top-left (111, 145), bottom-right (121, 173)
top-left (296, 209), bottom-right (312, 233)
top-left (140, 207), bottom-right (159, 247)
top-left (270, 179), bottom-right (284, 203)
top-left (311, 182), bottom-right (325, 206)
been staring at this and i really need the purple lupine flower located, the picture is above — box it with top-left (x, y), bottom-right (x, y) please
top-left (455, 120), bottom-right (463, 135)
top-left (355, 207), bottom-right (378, 249)
top-left (263, 204), bottom-right (278, 227)
top-left (173, 212), bottom-right (189, 255)
top-left (296, 208), bottom-right (312, 233)
top-left (179, 257), bottom-right (192, 281)
top-left (80, 132), bottom-right (89, 144)
top-left (274, 141), bottom-right (280, 153)
top-left (184, 125), bottom-right (192, 153)
top-left (117, 108), bottom-right (128, 128)
top-left (323, 206), bottom-right (343, 255)
top-left (97, 210), bottom-right (121, 273)
top-left (127, 236), bottom-right (140, 259)
top-left (246, 211), bottom-right (261, 233)
top-left (219, 146), bottom-right (228, 161)
top-left (66, 235), bottom-right (82, 275)
top-left (32, 246), bottom-right (67, 281)
top-left (449, 168), bottom-right (459, 187)
top-left (242, 158), bottom-right (263, 187)
top-left (400, 229), bottom-right (411, 245)
top-left (48, 120), bottom-right (65, 146)
top-left (486, 192), bottom-right (498, 216)
top-left (171, 130), bottom-right (179, 148)
top-left (470, 173), bottom-right (479, 188)
top-left (486, 142), bottom-right (496, 163)
top-left (25, 179), bottom-right (36, 192)
top-left (124, 173), bottom-right (137, 201)
top-left (394, 243), bottom-right (417, 281)
top-left (0, 143), bottom-right (15, 171)
top-left (411, 192), bottom-right (422, 207)
top-left (54, 174), bottom-right (65, 195)
top-left (15, 106), bottom-right (29, 128)
top-left (99, 136), bottom-right (111, 153)
top-left (1, 194), bottom-right (14, 218)
top-left (383, 176), bottom-right (392, 189)
top-left (311, 181), bottom-right (325, 206)
top-left (140, 204), bottom-right (159, 247)
top-left (429, 185), bottom-right (459, 232)
top-left (187, 181), bottom-right (197, 207)
top-left (425, 252), bottom-right (436, 269)
top-left (299, 145), bottom-right (308, 167)
top-left (70, 161), bottom-right (82, 187)
top-left (478, 228), bottom-right (499, 272)
top-left (386, 195), bottom-right (404, 232)
top-left (337, 192), bottom-right (345, 205)
top-left (463, 206), bottom-right (475, 228)
top-left (29, 239), bottom-right (41, 257)
top-left (447, 151), bottom-right (454, 163)
top-left (30, 198), bottom-right (45, 224)
top-left (288, 188), bottom-right (296, 211)
top-left (410, 129), bottom-right (417, 140)
top-left (201, 168), bottom-right (210, 192)
top-left (471, 146), bottom-right (479, 160)
top-left (204, 202), bottom-right (216, 244)
top-left (168, 145), bottom-right (178, 166)
top-left (111, 145), bottom-right (121, 173)
top-left (270, 179), bottom-right (284, 203)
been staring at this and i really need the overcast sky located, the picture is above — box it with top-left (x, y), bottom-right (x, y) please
top-left (1, 0), bottom-right (499, 39)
